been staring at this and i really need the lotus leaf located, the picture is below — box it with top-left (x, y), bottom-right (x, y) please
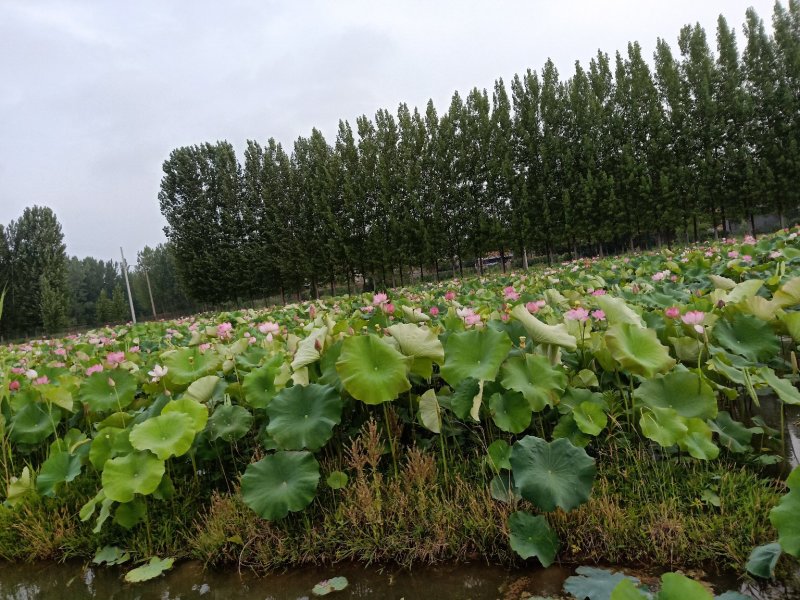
top-left (6, 466), bottom-right (35, 506)
top-left (573, 401), bottom-right (607, 436)
top-left (563, 566), bottom-right (642, 600)
top-left (713, 314), bottom-right (779, 363)
top-left (101, 451), bottom-right (165, 502)
top-left (447, 377), bottom-right (481, 420)
top-left (312, 576), bottom-right (349, 596)
top-left (605, 323), bottom-right (676, 378)
top-left (163, 346), bottom-right (222, 385)
top-left (746, 542), bottom-right (782, 578)
top-left (161, 397), bottom-right (209, 433)
top-left (595, 295), bottom-right (644, 326)
top-left (266, 384), bottom-right (342, 451)
top-left (184, 375), bottom-right (223, 403)
top-left (386, 323), bottom-right (444, 363)
top-left (418, 389), bottom-right (441, 434)
top-left (207, 404), bottom-right (254, 442)
top-left (129, 412), bottom-right (196, 459)
top-left (552, 413), bottom-right (591, 448)
top-left (89, 427), bottom-right (133, 470)
top-left (36, 450), bottom-right (82, 497)
top-left (440, 328), bottom-right (512, 387)
top-left (770, 467), bottom-right (800, 556)
top-left (326, 471), bottom-right (348, 490)
top-left (677, 418), bottom-right (719, 460)
top-left (709, 411), bottom-right (760, 453)
top-left (500, 354), bottom-right (567, 411)
top-left (487, 439), bottom-right (511, 471)
top-left (724, 278), bottom-right (763, 304)
top-left (490, 471), bottom-right (520, 503)
top-left (487, 391), bottom-right (531, 433)
top-left (639, 406), bottom-right (688, 447)
top-left (610, 579), bottom-right (648, 600)
top-left (507, 511), bottom-right (559, 566)
top-left (242, 355), bottom-right (284, 408)
top-left (510, 435), bottom-right (596, 512)
top-left (124, 557), bottom-right (174, 583)
top-left (291, 327), bottom-right (328, 370)
top-left (755, 367), bottom-right (800, 405)
top-left (92, 546), bottom-right (130, 566)
top-left (114, 497), bottom-right (147, 529)
top-left (336, 335), bottom-right (410, 404)
top-left (658, 572), bottom-right (713, 599)
top-left (510, 304), bottom-right (577, 350)
top-left (78, 370), bottom-right (137, 413)
top-left (633, 371), bottom-right (717, 420)
top-left (240, 451), bottom-right (320, 520)
top-left (10, 403), bottom-right (62, 445)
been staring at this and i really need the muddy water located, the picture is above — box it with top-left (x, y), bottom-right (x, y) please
top-left (0, 560), bottom-right (791, 600)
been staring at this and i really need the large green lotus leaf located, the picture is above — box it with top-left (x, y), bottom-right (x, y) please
top-left (401, 304), bottom-right (431, 323)
top-left (595, 295), bottom-right (644, 327)
top-left (446, 377), bottom-right (482, 420)
top-left (207, 404), bottom-right (254, 442)
top-left (184, 375), bottom-right (222, 403)
top-left (129, 412), bottom-right (196, 460)
top-left (552, 413), bottom-right (592, 448)
top-left (573, 401), bottom-right (607, 436)
top-left (336, 335), bottom-right (410, 404)
top-left (770, 467), bottom-right (800, 556)
top-left (114, 497), bottom-right (147, 529)
top-left (291, 327), bottom-right (328, 371)
top-left (10, 403), bottom-right (62, 445)
top-left (487, 391), bottom-right (531, 434)
top-left (510, 304), bottom-right (576, 350)
top-left (507, 511), bottom-right (559, 566)
top-left (487, 439), bottom-right (511, 471)
top-left (240, 451), bottom-right (320, 520)
top-left (510, 435), bottom-right (596, 512)
top-left (610, 579), bottom-right (648, 600)
top-left (605, 323), bottom-right (676, 378)
top-left (78, 370), bottom-right (137, 413)
top-left (161, 397), bottom-right (208, 433)
top-left (500, 354), bottom-right (567, 411)
top-left (746, 542), bottom-right (783, 579)
top-left (92, 545), bottom-right (130, 566)
top-left (242, 354), bottom-right (284, 409)
top-left (101, 451), bottom-right (165, 502)
top-left (564, 567), bottom-right (643, 600)
top-left (89, 427), bottom-right (133, 470)
top-left (36, 451), bottom-right (82, 497)
top-left (658, 572), bottom-right (713, 600)
top-left (708, 411), bottom-right (760, 453)
top-left (709, 274), bottom-right (737, 291)
top-left (772, 276), bottom-right (800, 308)
top-left (713, 314), bottom-right (779, 363)
top-left (266, 384), bottom-right (342, 451)
top-left (639, 406), bottom-right (688, 447)
top-left (755, 367), bottom-right (800, 405)
top-left (440, 328), bottom-right (512, 387)
top-left (124, 557), bottom-right (174, 583)
top-left (418, 389), bottom-right (441, 434)
top-left (163, 346), bottom-right (222, 385)
top-left (633, 371), bottom-right (717, 420)
top-left (677, 418), bottom-right (720, 460)
top-left (386, 323), bottom-right (444, 363)
top-left (780, 311), bottom-right (800, 343)
top-left (724, 278), bottom-right (764, 304)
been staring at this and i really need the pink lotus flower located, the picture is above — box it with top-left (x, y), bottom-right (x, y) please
top-left (8, 381), bottom-right (19, 392)
top-left (148, 364), bottom-right (168, 382)
top-left (199, 343), bottom-right (211, 353)
top-left (372, 293), bottom-right (388, 305)
top-left (770, 251), bottom-right (783, 259)
top-left (501, 313), bottom-right (510, 322)
top-left (383, 302), bottom-right (395, 314)
top-left (591, 289), bottom-right (606, 296)
top-left (129, 346), bottom-right (140, 353)
top-left (503, 286), bottom-right (520, 301)
top-left (457, 307), bottom-right (481, 326)
top-left (742, 255), bottom-right (752, 263)
top-left (362, 305), bottom-right (374, 313)
top-left (309, 304), bottom-right (317, 319)
top-left (444, 291), bottom-right (455, 301)
top-left (705, 250), bottom-right (715, 257)
top-left (34, 376), bottom-right (49, 386)
top-left (728, 250), bottom-right (739, 259)
top-left (429, 306), bottom-right (439, 316)
top-left (565, 307), bottom-right (590, 322)
top-left (217, 322), bottom-right (233, 339)
top-left (652, 270), bottom-right (670, 282)
top-left (682, 310), bottom-right (706, 334)
top-left (266, 333), bottom-right (274, 342)
top-left (258, 322), bottom-right (280, 335)
top-left (54, 348), bottom-right (67, 357)
top-left (25, 369), bottom-right (38, 380)
top-left (107, 351), bottom-right (125, 365)
top-left (591, 310), bottom-right (606, 321)
top-left (86, 364), bottom-right (103, 376)
top-left (744, 235), bottom-right (757, 244)
top-left (10, 367), bottom-right (25, 375)
top-left (665, 306), bottom-right (680, 319)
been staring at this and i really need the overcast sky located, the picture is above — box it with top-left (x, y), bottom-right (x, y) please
top-left (0, 0), bottom-right (778, 261)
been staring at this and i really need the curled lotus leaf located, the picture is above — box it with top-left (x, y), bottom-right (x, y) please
top-left (605, 323), bottom-right (676, 378)
top-left (633, 370), bottom-right (717, 420)
top-left (713, 313), bottom-right (779, 363)
top-left (129, 412), bottom-right (196, 460)
top-left (510, 304), bottom-right (576, 351)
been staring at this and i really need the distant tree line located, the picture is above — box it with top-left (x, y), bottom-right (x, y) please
top-left (159, 4), bottom-right (800, 304)
top-left (0, 206), bottom-right (195, 339)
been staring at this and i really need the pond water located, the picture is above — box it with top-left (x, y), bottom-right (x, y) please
top-left (0, 561), bottom-right (796, 600)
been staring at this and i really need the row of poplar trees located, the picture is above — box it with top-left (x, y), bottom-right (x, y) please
top-left (160, 4), bottom-right (800, 304)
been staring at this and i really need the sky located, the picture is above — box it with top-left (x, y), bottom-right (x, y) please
top-left (0, 0), bottom-right (779, 262)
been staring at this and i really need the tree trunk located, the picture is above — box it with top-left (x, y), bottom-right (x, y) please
top-left (692, 215), bottom-right (698, 243)
top-left (522, 247), bottom-right (529, 270)
top-left (458, 255), bottom-right (463, 277)
top-left (434, 259), bottom-right (440, 282)
top-left (749, 212), bottom-right (756, 236)
top-left (500, 248), bottom-right (506, 273)
top-left (399, 263), bottom-right (404, 286)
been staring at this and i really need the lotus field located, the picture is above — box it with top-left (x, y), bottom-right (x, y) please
top-left (2, 228), bottom-right (800, 582)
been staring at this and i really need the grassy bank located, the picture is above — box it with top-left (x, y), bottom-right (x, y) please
top-left (0, 422), bottom-right (783, 574)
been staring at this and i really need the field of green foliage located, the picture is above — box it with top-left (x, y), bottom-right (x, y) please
top-left (1, 229), bottom-right (799, 591)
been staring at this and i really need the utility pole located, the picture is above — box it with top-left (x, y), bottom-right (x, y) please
top-left (119, 247), bottom-right (137, 324)
top-left (144, 268), bottom-right (157, 318)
